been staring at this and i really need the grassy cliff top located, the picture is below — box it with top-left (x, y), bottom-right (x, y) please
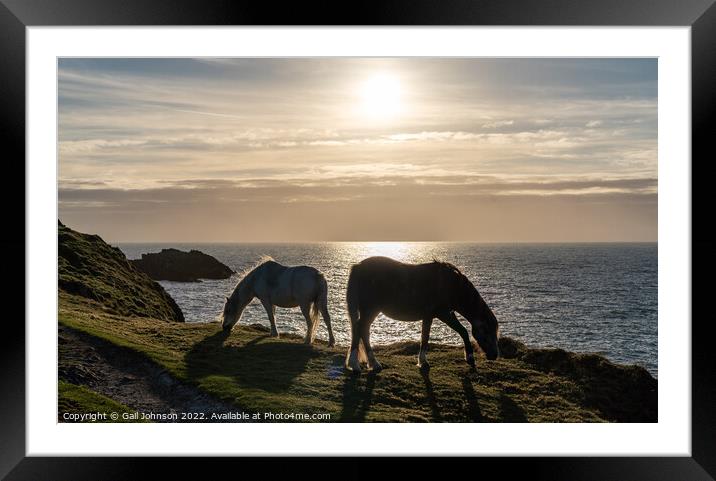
top-left (59, 293), bottom-right (656, 422)
top-left (58, 221), bottom-right (184, 322)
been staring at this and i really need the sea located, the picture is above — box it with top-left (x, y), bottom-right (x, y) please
top-left (117, 242), bottom-right (658, 377)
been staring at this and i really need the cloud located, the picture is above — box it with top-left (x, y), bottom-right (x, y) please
top-left (59, 174), bottom-right (657, 206)
top-left (482, 120), bottom-right (515, 128)
top-left (58, 176), bottom-right (657, 242)
top-left (60, 139), bottom-right (149, 155)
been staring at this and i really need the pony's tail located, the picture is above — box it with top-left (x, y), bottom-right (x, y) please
top-left (346, 266), bottom-right (359, 329)
top-left (356, 338), bottom-right (368, 365)
top-left (308, 273), bottom-right (326, 343)
top-left (345, 266), bottom-right (368, 368)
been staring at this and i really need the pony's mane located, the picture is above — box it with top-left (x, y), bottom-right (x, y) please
top-left (432, 259), bottom-right (466, 278)
top-left (432, 258), bottom-right (478, 293)
top-left (231, 255), bottom-right (276, 289)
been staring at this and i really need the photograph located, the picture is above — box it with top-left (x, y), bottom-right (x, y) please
top-left (57, 56), bottom-right (658, 423)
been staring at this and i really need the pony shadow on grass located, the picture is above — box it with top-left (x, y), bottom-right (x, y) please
top-left (339, 371), bottom-right (377, 421)
top-left (498, 393), bottom-right (528, 422)
top-left (459, 374), bottom-right (527, 422)
top-left (184, 328), bottom-right (321, 393)
top-left (420, 369), bottom-right (442, 422)
top-left (460, 374), bottom-right (485, 422)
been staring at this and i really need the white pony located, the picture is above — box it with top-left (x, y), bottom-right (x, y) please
top-left (221, 258), bottom-right (335, 346)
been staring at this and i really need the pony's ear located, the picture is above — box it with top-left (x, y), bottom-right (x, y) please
top-left (225, 296), bottom-right (230, 302)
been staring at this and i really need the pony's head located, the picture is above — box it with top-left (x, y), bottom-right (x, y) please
top-left (221, 274), bottom-right (255, 331)
top-left (445, 263), bottom-right (499, 360)
top-left (470, 300), bottom-right (499, 360)
top-left (221, 295), bottom-right (241, 331)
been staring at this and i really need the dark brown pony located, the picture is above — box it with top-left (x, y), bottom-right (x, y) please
top-left (345, 256), bottom-right (499, 373)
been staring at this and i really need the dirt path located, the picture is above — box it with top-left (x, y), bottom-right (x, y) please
top-left (59, 325), bottom-right (244, 422)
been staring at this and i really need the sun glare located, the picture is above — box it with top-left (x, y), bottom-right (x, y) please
top-left (360, 74), bottom-right (401, 118)
top-left (362, 242), bottom-right (410, 260)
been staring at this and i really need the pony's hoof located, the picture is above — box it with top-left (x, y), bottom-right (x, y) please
top-left (466, 354), bottom-right (476, 368)
top-left (370, 362), bottom-right (383, 373)
top-left (270, 331), bottom-right (279, 338)
top-left (345, 364), bottom-right (361, 374)
top-left (328, 339), bottom-right (336, 348)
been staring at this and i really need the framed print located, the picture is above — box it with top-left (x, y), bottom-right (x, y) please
top-left (3, 0), bottom-right (716, 479)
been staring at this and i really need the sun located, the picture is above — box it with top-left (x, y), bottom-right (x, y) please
top-left (360, 74), bottom-right (401, 118)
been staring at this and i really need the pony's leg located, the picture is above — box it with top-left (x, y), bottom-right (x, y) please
top-left (438, 311), bottom-right (475, 368)
top-left (320, 302), bottom-right (335, 347)
top-left (261, 299), bottom-right (279, 337)
top-left (346, 320), bottom-right (363, 372)
top-left (418, 318), bottom-right (433, 369)
top-left (360, 312), bottom-right (382, 372)
top-left (300, 303), bottom-right (314, 344)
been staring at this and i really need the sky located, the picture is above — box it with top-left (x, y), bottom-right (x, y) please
top-left (58, 58), bottom-right (657, 242)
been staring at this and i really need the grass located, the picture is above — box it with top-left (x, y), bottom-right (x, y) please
top-left (58, 380), bottom-right (148, 423)
top-left (59, 293), bottom-right (656, 423)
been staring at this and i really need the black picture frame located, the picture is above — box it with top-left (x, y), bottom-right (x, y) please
top-left (2, 0), bottom-right (715, 479)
